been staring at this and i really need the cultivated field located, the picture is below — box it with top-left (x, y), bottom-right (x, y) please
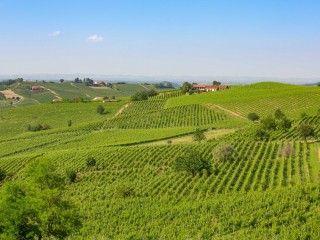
top-left (0, 82), bottom-right (320, 239)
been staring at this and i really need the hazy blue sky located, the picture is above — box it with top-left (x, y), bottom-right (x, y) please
top-left (1, 0), bottom-right (319, 78)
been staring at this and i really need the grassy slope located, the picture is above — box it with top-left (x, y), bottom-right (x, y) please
top-left (0, 101), bottom-right (128, 138)
top-left (1, 81), bottom-right (320, 239)
top-left (10, 82), bottom-right (157, 102)
top-left (166, 82), bottom-right (320, 118)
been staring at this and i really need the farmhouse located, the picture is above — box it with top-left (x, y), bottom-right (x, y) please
top-left (31, 86), bottom-right (44, 90)
top-left (193, 84), bottom-right (229, 92)
top-left (93, 81), bottom-right (111, 87)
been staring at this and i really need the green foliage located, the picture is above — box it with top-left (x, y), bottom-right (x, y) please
top-left (96, 105), bottom-right (105, 114)
top-left (130, 89), bottom-right (158, 101)
top-left (67, 170), bottom-right (77, 183)
top-left (213, 80), bottom-right (221, 86)
top-left (167, 82), bottom-right (320, 119)
top-left (277, 117), bottom-right (292, 131)
top-left (261, 116), bottom-right (277, 130)
top-left (0, 160), bottom-right (81, 239)
top-left (173, 150), bottom-right (211, 175)
top-left (86, 157), bottom-right (96, 167)
top-left (26, 123), bottom-right (51, 132)
top-left (255, 128), bottom-right (270, 140)
top-left (113, 183), bottom-right (136, 198)
top-left (181, 82), bottom-right (193, 94)
top-left (213, 144), bottom-right (235, 162)
top-left (247, 112), bottom-right (260, 122)
top-left (298, 124), bottom-right (315, 140)
top-left (274, 109), bottom-right (285, 119)
top-left (192, 128), bottom-right (206, 142)
top-left (0, 168), bottom-right (6, 182)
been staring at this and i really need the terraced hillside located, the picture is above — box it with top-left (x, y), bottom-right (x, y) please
top-left (166, 82), bottom-right (320, 118)
top-left (0, 81), bottom-right (158, 109)
top-left (0, 82), bottom-right (320, 239)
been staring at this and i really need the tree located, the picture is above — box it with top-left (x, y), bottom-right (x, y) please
top-left (298, 124), bottom-right (315, 141)
top-left (277, 118), bottom-right (292, 131)
top-left (213, 144), bottom-right (235, 162)
top-left (68, 120), bottom-right (72, 127)
top-left (212, 80), bottom-right (221, 86)
top-left (59, 79), bottom-right (64, 83)
top-left (247, 112), bottom-right (260, 122)
top-left (74, 77), bottom-right (81, 83)
top-left (0, 168), bottom-right (6, 182)
top-left (192, 128), bottom-right (206, 143)
top-left (67, 170), bottom-right (77, 183)
top-left (261, 116), bottom-right (277, 130)
top-left (173, 150), bottom-right (211, 176)
top-left (86, 157), bottom-right (96, 167)
top-left (0, 160), bottom-right (82, 239)
top-left (96, 105), bottom-right (105, 114)
top-left (255, 128), bottom-right (269, 141)
top-left (274, 109), bottom-right (285, 119)
top-left (181, 82), bottom-right (193, 94)
top-left (131, 89), bottom-right (158, 101)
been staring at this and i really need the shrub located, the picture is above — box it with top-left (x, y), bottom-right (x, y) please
top-left (193, 128), bottom-right (206, 143)
top-left (261, 116), bottom-right (277, 130)
top-left (67, 170), bottom-right (77, 183)
top-left (247, 112), bottom-right (260, 122)
top-left (130, 89), bottom-right (158, 101)
top-left (255, 128), bottom-right (270, 141)
top-left (96, 105), bottom-right (105, 114)
top-left (173, 150), bottom-right (211, 176)
top-left (114, 183), bottom-right (135, 198)
top-left (277, 118), bottom-right (292, 131)
top-left (86, 157), bottom-right (96, 167)
top-left (26, 123), bottom-right (51, 132)
top-left (298, 124), bottom-right (315, 141)
top-left (213, 144), bottom-right (235, 162)
top-left (0, 168), bottom-right (7, 182)
top-left (274, 109), bottom-right (285, 119)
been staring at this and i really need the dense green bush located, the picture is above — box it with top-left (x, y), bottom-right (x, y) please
top-left (26, 123), bottom-right (51, 132)
top-left (173, 150), bottom-right (211, 176)
top-left (130, 89), bottom-right (158, 101)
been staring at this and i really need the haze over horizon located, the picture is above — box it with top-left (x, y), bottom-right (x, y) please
top-left (1, 0), bottom-right (319, 80)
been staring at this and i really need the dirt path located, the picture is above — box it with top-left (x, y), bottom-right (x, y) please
top-left (115, 103), bottom-right (131, 117)
top-left (140, 84), bottom-right (151, 90)
top-left (0, 89), bottom-right (24, 104)
top-left (41, 86), bottom-right (62, 99)
top-left (208, 104), bottom-right (247, 120)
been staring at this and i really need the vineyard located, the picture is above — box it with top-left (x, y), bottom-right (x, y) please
top-left (166, 82), bottom-right (320, 118)
top-left (0, 81), bottom-right (320, 239)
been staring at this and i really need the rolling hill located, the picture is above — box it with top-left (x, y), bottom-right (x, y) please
top-left (0, 82), bottom-right (320, 239)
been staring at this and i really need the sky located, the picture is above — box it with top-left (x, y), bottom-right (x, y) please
top-left (0, 0), bottom-right (320, 79)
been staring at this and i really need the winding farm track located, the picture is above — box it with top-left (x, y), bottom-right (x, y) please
top-left (41, 86), bottom-right (62, 99)
top-left (207, 104), bottom-right (247, 120)
top-left (115, 103), bottom-right (131, 117)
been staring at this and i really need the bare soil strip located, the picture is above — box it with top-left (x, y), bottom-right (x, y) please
top-left (208, 104), bottom-right (247, 120)
top-left (41, 86), bottom-right (62, 99)
top-left (0, 90), bottom-right (24, 104)
top-left (115, 103), bottom-right (131, 117)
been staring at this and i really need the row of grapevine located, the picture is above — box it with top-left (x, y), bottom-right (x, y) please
top-left (149, 90), bottom-right (183, 100)
top-left (120, 99), bottom-right (167, 115)
top-left (103, 104), bottom-right (227, 129)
